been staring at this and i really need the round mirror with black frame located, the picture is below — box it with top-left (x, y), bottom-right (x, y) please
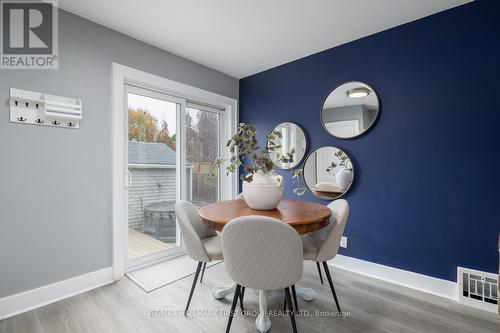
top-left (267, 122), bottom-right (308, 169)
top-left (303, 146), bottom-right (354, 200)
top-left (321, 81), bottom-right (380, 139)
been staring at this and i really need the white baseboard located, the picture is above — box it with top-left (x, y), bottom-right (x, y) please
top-left (0, 267), bottom-right (114, 320)
top-left (329, 255), bottom-right (457, 301)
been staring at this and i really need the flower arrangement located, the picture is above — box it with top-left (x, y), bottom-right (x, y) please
top-left (326, 149), bottom-right (353, 175)
top-left (206, 123), bottom-right (305, 195)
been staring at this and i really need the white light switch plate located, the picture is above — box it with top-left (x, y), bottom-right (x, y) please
top-left (340, 236), bottom-right (348, 248)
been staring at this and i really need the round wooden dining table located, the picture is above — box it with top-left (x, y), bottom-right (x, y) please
top-left (198, 198), bottom-right (331, 333)
top-left (199, 198), bottom-right (331, 234)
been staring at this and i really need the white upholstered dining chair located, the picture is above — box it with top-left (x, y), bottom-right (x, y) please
top-left (302, 199), bottom-right (349, 312)
top-left (221, 216), bottom-right (303, 333)
top-left (175, 200), bottom-right (224, 315)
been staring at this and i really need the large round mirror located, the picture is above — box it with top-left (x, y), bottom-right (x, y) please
top-left (267, 122), bottom-right (307, 169)
top-left (321, 81), bottom-right (379, 139)
top-left (303, 146), bottom-right (354, 199)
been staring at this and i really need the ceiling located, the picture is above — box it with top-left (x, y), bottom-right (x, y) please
top-left (59, 0), bottom-right (471, 79)
top-left (323, 82), bottom-right (378, 110)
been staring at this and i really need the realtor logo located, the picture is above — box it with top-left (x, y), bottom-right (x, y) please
top-left (1, 0), bottom-right (58, 69)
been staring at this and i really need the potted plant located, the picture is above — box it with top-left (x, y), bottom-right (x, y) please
top-left (326, 150), bottom-right (353, 190)
top-left (206, 123), bottom-right (305, 210)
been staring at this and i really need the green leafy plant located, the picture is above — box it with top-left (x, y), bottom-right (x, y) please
top-left (326, 150), bottom-right (352, 175)
top-left (266, 130), bottom-right (296, 168)
top-left (206, 123), bottom-right (306, 195)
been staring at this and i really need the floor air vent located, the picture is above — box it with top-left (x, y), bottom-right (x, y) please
top-left (458, 267), bottom-right (498, 312)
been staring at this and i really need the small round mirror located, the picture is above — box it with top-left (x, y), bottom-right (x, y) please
top-left (267, 122), bottom-right (307, 169)
top-left (321, 81), bottom-right (379, 139)
top-left (303, 146), bottom-right (354, 199)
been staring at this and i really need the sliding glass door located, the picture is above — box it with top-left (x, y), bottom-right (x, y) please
top-left (186, 103), bottom-right (221, 206)
top-left (111, 64), bottom-right (237, 279)
top-left (126, 86), bottom-right (183, 265)
top-left (124, 85), bottom-right (225, 269)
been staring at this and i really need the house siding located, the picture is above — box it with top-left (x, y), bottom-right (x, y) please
top-left (128, 167), bottom-right (192, 230)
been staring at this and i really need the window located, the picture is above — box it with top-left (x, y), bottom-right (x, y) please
top-left (186, 103), bottom-right (223, 206)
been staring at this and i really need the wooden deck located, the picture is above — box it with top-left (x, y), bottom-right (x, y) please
top-left (128, 229), bottom-right (174, 260)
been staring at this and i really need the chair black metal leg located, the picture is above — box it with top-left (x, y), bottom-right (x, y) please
top-left (239, 286), bottom-right (246, 313)
top-left (284, 286), bottom-right (298, 312)
top-left (284, 287), bottom-right (298, 333)
top-left (322, 261), bottom-right (341, 313)
top-left (291, 285), bottom-right (298, 311)
top-left (185, 262), bottom-right (203, 315)
top-left (226, 285), bottom-right (241, 333)
top-left (200, 262), bottom-right (207, 283)
top-left (316, 262), bottom-right (324, 284)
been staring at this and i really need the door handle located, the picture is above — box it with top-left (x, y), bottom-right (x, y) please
top-left (124, 170), bottom-right (132, 188)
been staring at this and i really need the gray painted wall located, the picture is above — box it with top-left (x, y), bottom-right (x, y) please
top-left (0, 9), bottom-right (238, 297)
top-left (323, 105), bottom-right (366, 129)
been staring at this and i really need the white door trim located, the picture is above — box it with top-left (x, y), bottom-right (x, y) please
top-left (112, 63), bottom-right (238, 281)
top-left (325, 119), bottom-right (360, 137)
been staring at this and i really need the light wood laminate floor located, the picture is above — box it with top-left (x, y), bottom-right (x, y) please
top-left (1, 262), bottom-right (498, 333)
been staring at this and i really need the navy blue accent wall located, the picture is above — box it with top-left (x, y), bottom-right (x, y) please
top-left (239, 0), bottom-right (500, 282)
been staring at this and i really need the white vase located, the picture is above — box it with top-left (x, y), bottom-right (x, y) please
top-left (335, 168), bottom-right (352, 190)
top-left (242, 171), bottom-right (284, 210)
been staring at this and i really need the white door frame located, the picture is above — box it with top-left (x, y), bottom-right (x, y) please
top-left (325, 119), bottom-right (360, 137)
top-left (112, 63), bottom-right (238, 280)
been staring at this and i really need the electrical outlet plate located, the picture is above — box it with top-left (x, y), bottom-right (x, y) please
top-left (340, 236), bottom-right (348, 248)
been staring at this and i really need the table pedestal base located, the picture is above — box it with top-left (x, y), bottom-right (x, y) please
top-left (212, 282), bottom-right (236, 299)
top-left (213, 284), bottom-right (316, 333)
top-left (295, 285), bottom-right (317, 302)
top-left (256, 290), bottom-right (272, 333)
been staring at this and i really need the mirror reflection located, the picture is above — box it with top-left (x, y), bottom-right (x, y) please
top-left (303, 146), bottom-right (354, 200)
top-left (267, 122), bottom-right (307, 169)
top-left (321, 81), bottom-right (379, 139)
